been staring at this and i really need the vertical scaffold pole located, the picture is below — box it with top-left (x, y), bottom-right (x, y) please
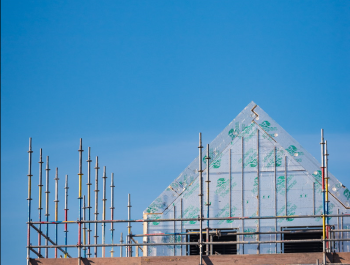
top-left (229, 148), bottom-right (231, 218)
top-left (127, 194), bottom-right (132, 257)
top-left (173, 206), bottom-right (176, 256)
top-left (285, 156), bottom-right (287, 216)
top-left (78, 138), bottom-right (84, 264)
top-left (94, 156), bottom-right (99, 257)
top-left (125, 235), bottom-right (128, 257)
top-left (45, 156), bottom-right (50, 258)
top-left (274, 147), bottom-right (277, 254)
top-left (257, 129), bottom-right (260, 254)
top-left (205, 144), bottom-right (211, 256)
top-left (198, 133), bottom-right (203, 265)
top-left (27, 138), bottom-right (33, 265)
top-left (83, 195), bottom-right (87, 257)
top-left (120, 233), bottom-right (124, 257)
top-left (241, 136), bottom-right (244, 254)
top-left (38, 148), bottom-right (43, 256)
top-left (102, 166), bottom-right (107, 257)
top-left (54, 167), bottom-right (59, 258)
top-left (64, 175), bottom-right (69, 258)
top-left (337, 209), bottom-right (340, 252)
top-left (325, 141), bottom-right (329, 252)
top-left (86, 147), bottom-right (92, 257)
top-left (180, 198), bottom-right (183, 256)
top-left (321, 129), bottom-right (326, 264)
top-left (110, 173), bottom-right (115, 257)
top-left (341, 212), bottom-right (343, 252)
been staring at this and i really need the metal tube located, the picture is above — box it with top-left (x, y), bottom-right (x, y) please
top-left (332, 227), bottom-right (335, 252)
top-left (94, 156), bottom-right (99, 257)
top-left (285, 156), bottom-right (287, 216)
top-left (64, 175), bottom-right (69, 258)
top-left (94, 168), bottom-right (307, 174)
top-left (205, 144), bottom-right (211, 256)
top-left (83, 195), bottom-right (87, 257)
top-left (241, 136), bottom-right (244, 254)
top-left (110, 173), bottom-right (115, 257)
top-left (87, 147), bottom-right (92, 257)
top-left (120, 233), bottom-right (124, 257)
top-left (325, 142), bottom-right (329, 224)
top-left (257, 129), bottom-right (260, 254)
top-left (313, 182), bottom-right (315, 215)
top-left (334, 227), bottom-right (336, 252)
top-left (198, 133), bottom-right (203, 264)
top-left (33, 238), bottom-right (345, 249)
top-left (180, 198), bottom-right (183, 256)
top-left (337, 209), bottom-right (340, 252)
top-left (132, 229), bottom-right (325, 237)
top-left (173, 206), bottom-right (176, 256)
top-left (30, 247), bottom-right (43, 258)
top-left (128, 194), bottom-right (132, 257)
top-left (102, 166), bottom-right (107, 257)
top-left (321, 129), bottom-right (326, 264)
top-left (274, 147), bottom-right (277, 254)
top-left (125, 235), bottom-right (128, 257)
top-left (321, 129), bottom-right (327, 264)
top-left (32, 223), bottom-right (349, 240)
top-left (325, 140), bottom-right (329, 253)
top-left (78, 138), bottom-right (84, 263)
top-left (31, 213), bottom-right (350, 225)
top-left (329, 227), bottom-right (332, 252)
top-left (27, 138), bottom-right (33, 265)
top-left (31, 225), bottom-right (336, 244)
top-left (45, 156), bottom-right (50, 258)
top-left (341, 212), bottom-right (343, 252)
top-left (30, 224), bottom-right (71, 257)
top-left (229, 148), bottom-right (231, 218)
top-left (54, 167), bottom-right (59, 258)
top-left (38, 148), bottom-right (43, 256)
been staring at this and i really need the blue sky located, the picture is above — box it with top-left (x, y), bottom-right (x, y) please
top-left (1, 1), bottom-right (350, 264)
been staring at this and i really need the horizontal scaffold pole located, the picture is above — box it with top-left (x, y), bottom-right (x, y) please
top-left (30, 224), bottom-right (72, 258)
top-left (131, 229), bottom-right (324, 237)
top-left (29, 213), bottom-right (350, 224)
top-left (30, 247), bottom-right (43, 258)
top-left (28, 238), bottom-right (350, 249)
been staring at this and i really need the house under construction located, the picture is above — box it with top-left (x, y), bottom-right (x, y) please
top-left (27, 102), bottom-right (350, 265)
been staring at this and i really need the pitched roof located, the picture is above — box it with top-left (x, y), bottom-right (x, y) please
top-left (144, 101), bottom-right (350, 214)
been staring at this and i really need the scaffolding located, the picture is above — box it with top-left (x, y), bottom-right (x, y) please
top-left (26, 102), bottom-right (350, 265)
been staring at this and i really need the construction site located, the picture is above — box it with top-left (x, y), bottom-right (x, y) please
top-left (26, 102), bottom-right (350, 265)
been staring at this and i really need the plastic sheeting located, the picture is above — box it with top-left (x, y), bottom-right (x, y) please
top-left (143, 101), bottom-right (350, 256)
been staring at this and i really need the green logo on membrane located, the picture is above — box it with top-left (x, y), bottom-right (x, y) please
top-left (228, 123), bottom-right (255, 142)
top-left (263, 149), bottom-right (284, 167)
top-left (276, 175), bottom-right (297, 195)
top-left (286, 145), bottom-right (304, 162)
top-left (344, 188), bottom-right (350, 200)
top-left (259, 121), bottom-right (277, 132)
top-left (228, 122), bottom-right (240, 140)
top-left (238, 148), bottom-right (257, 168)
top-left (203, 149), bottom-right (222, 169)
top-left (146, 197), bottom-right (165, 213)
top-left (215, 178), bottom-right (237, 197)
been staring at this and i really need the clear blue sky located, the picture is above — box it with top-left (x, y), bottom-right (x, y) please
top-left (1, 1), bottom-right (349, 264)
